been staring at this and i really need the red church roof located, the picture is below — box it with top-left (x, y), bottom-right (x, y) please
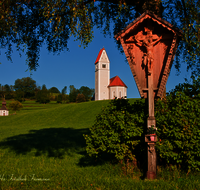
top-left (108, 76), bottom-right (127, 88)
top-left (95, 48), bottom-right (105, 64)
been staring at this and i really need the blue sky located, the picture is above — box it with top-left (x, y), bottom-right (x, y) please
top-left (0, 28), bottom-right (191, 99)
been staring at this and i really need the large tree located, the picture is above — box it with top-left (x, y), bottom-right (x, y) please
top-left (36, 84), bottom-right (50, 104)
top-left (0, 0), bottom-right (199, 75)
top-left (49, 87), bottom-right (60, 94)
top-left (79, 86), bottom-right (94, 101)
top-left (69, 85), bottom-right (79, 102)
top-left (14, 77), bottom-right (36, 100)
top-left (0, 84), bottom-right (14, 99)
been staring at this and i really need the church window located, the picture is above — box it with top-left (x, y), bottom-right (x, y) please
top-left (102, 64), bottom-right (106, 68)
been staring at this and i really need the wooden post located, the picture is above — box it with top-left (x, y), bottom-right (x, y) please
top-left (146, 73), bottom-right (157, 179)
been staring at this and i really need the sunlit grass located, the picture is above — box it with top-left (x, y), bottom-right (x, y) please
top-left (0, 99), bottom-right (199, 189)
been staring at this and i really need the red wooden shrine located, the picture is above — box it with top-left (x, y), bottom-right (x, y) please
top-left (115, 11), bottom-right (182, 179)
top-left (115, 11), bottom-right (182, 99)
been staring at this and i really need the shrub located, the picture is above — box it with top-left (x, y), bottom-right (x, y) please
top-left (155, 92), bottom-right (200, 171)
top-left (84, 98), bottom-right (146, 163)
top-left (8, 101), bottom-right (23, 114)
top-left (84, 78), bottom-right (200, 172)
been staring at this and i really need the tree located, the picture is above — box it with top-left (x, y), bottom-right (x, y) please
top-left (79, 86), bottom-right (94, 101)
top-left (56, 94), bottom-right (63, 103)
top-left (69, 85), bottom-right (79, 102)
top-left (14, 90), bottom-right (24, 102)
top-left (61, 86), bottom-right (68, 103)
top-left (0, 84), bottom-right (14, 99)
top-left (49, 87), bottom-right (60, 94)
top-left (61, 86), bottom-right (67, 95)
top-left (168, 76), bottom-right (200, 98)
top-left (9, 100), bottom-right (23, 114)
top-left (0, 1), bottom-right (199, 76)
top-left (14, 77), bottom-right (36, 100)
top-left (76, 93), bottom-right (86, 103)
top-left (36, 84), bottom-right (50, 104)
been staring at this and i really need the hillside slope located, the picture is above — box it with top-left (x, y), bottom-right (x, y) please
top-left (0, 100), bottom-right (111, 139)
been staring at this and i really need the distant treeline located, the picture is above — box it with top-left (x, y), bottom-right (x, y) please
top-left (0, 77), bottom-right (94, 104)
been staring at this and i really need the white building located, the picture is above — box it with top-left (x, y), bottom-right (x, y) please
top-left (95, 48), bottom-right (127, 100)
top-left (0, 100), bottom-right (9, 116)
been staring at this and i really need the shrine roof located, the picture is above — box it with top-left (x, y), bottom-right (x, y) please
top-left (108, 76), bottom-right (127, 88)
top-left (115, 11), bottom-right (182, 40)
top-left (0, 105), bottom-right (8, 110)
top-left (95, 47), bottom-right (105, 64)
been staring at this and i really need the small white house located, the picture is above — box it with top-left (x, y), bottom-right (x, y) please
top-left (0, 100), bottom-right (9, 116)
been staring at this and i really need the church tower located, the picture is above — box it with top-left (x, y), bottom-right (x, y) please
top-left (95, 48), bottom-right (110, 100)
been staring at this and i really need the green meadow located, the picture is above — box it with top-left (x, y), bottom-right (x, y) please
top-left (0, 99), bottom-right (199, 189)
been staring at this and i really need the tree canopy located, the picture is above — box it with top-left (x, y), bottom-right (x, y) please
top-left (0, 0), bottom-right (199, 76)
top-left (14, 77), bottom-right (36, 99)
top-left (79, 86), bottom-right (94, 101)
top-left (49, 87), bottom-right (60, 94)
top-left (8, 100), bottom-right (23, 114)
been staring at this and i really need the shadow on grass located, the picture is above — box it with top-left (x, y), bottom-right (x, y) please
top-left (0, 127), bottom-right (90, 159)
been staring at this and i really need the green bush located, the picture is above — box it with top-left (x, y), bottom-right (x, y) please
top-left (155, 92), bottom-right (200, 171)
top-left (8, 100), bottom-right (23, 114)
top-left (85, 77), bottom-right (200, 171)
top-left (84, 98), bottom-right (146, 163)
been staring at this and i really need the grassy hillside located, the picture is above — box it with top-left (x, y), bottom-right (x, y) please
top-left (0, 99), bottom-right (140, 138)
top-left (0, 99), bottom-right (199, 189)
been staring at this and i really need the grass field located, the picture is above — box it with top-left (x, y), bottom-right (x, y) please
top-left (0, 99), bottom-right (199, 189)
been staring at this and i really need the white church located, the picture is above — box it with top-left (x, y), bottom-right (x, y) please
top-left (95, 48), bottom-right (127, 101)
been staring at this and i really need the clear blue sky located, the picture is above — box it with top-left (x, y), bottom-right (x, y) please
top-left (0, 28), bottom-right (191, 99)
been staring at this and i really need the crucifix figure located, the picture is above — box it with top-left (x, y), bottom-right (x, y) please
top-left (135, 27), bottom-right (162, 74)
top-left (127, 26), bottom-right (162, 75)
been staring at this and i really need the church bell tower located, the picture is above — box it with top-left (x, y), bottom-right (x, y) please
top-left (95, 48), bottom-right (110, 100)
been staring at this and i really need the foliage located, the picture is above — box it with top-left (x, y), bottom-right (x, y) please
top-left (0, 1), bottom-right (198, 76)
top-left (14, 90), bottom-right (24, 102)
top-left (85, 77), bottom-right (200, 171)
top-left (79, 86), bottom-right (94, 101)
top-left (35, 85), bottom-right (50, 104)
top-left (0, 84), bottom-right (14, 99)
top-left (61, 86), bottom-right (68, 103)
top-left (69, 85), bottom-right (79, 102)
top-left (61, 86), bottom-right (67, 95)
top-left (14, 77), bottom-right (36, 100)
top-left (49, 87), bottom-right (60, 93)
top-left (56, 94), bottom-right (63, 103)
top-left (76, 93), bottom-right (86, 103)
top-left (84, 98), bottom-right (146, 163)
top-left (8, 100), bottom-right (23, 114)
top-left (147, 125), bottom-right (157, 134)
top-left (155, 85), bottom-right (200, 172)
top-left (168, 76), bottom-right (200, 98)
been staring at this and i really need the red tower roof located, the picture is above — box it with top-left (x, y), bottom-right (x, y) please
top-left (95, 48), bottom-right (105, 64)
top-left (108, 76), bottom-right (127, 88)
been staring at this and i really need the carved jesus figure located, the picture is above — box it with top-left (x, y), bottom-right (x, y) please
top-left (134, 27), bottom-right (162, 74)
